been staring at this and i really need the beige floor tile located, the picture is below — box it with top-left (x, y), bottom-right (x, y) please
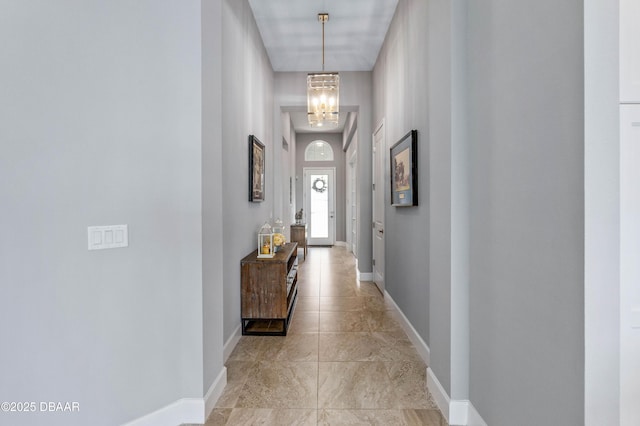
top-left (327, 268), bottom-right (355, 276)
top-left (319, 311), bottom-right (371, 332)
top-left (227, 336), bottom-right (266, 361)
top-left (405, 409), bottom-right (448, 426)
top-left (323, 264), bottom-right (357, 275)
top-left (319, 332), bottom-right (384, 361)
top-left (366, 310), bottom-right (404, 332)
top-left (319, 332), bottom-right (376, 361)
top-left (297, 268), bottom-right (322, 278)
top-left (215, 380), bottom-right (245, 408)
top-left (224, 408), bottom-right (272, 425)
top-left (318, 362), bottom-right (398, 409)
top-left (320, 282), bottom-right (358, 298)
top-left (384, 362), bottom-right (434, 409)
top-left (235, 361), bottom-right (318, 409)
top-left (267, 409), bottom-right (317, 425)
top-left (319, 332), bottom-right (421, 362)
top-left (375, 332), bottom-right (424, 362)
top-left (296, 296), bottom-right (320, 311)
top-left (297, 282), bottom-right (321, 297)
top-left (362, 296), bottom-right (389, 312)
top-left (224, 408), bottom-right (317, 426)
top-left (212, 246), bottom-right (445, 423)
top-left (355, 282), bottom-right (384, 298)
top-left (318, 409), bottom-right (444, 425)
top-left (319, 296), bottom-right (364, 311)
top-left (215, 361), bottom-right (254, 408)
top-left (296, 268), bottom-right (322, 280)
top-left (204, 408), bottom-right (232, 425)
top-left (288, 311), bottom-right (319, 334)
top-left (261, 334), bottom-right (318, 361)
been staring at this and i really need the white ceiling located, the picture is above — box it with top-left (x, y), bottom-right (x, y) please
top-left (248, 0), bottom-right (399, 72)
top-left (249, 0), bottom-right (397, 134)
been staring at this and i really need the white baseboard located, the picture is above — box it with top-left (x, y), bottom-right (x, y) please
top-left (426, 367), bottom-right (487, 426)
top-left (427, 367), bottom-right (451, 423)
top-left (355, 259), bottom-right (373, 281)
top-left (223, 323), bottom-right (242, 362)
top-left (121, 370), bottom-right (231, 426)
top-left (450, 400), bottom-right (470, 426)
top-left (467, 401), bottom-right (488, 426)
top-left (358, 271), bottom-right (373, 281)
top-left (204, 367), bottom-right (227, 419)
top-left (384, 290), bottom-right (430, 365)
top-left (121, 398), bottom-right (204, 426)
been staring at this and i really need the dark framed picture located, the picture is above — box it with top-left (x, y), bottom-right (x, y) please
top-left (390, 130), bottom-right (418, 206)
top-left (249, 135), bottom-right (265, 202)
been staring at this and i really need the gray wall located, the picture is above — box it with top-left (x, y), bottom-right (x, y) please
top-left (427, 0), bottom-right (471, 401)
top-left (0, 1), bottom-right (204, 424)
top-left (374, 0), bottom-right (586, 424)
top-left (202, 0), bottom-right (225, 396)
top-left (221, 0), bottom-right (275, 343)
top-left (373, 0), bottom-right (431, 351)
top-left (466, 1), bottom-right (584, 424)
top-left (295, 133), bottom-right (347, 242)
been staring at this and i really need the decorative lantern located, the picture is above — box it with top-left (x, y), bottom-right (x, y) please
top-left (272, 218), bottom-right (286, 252)
top-left (257, 222), bottom-right (274, 258)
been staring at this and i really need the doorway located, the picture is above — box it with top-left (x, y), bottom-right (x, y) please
top-left (372, 121), bottom-right (385, 293)
top-left (304, 167), bottom-right (336, 246)
top-left (347, 151), bottom-right (357, 254)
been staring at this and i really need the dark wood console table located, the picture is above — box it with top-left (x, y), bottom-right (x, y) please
top-left (290, 224), bottom-right (307, 258)
top-left (240, 242), bottom-right (298, 335)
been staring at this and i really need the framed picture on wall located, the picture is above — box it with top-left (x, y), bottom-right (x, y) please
top-left (249, 135), bottom-right (265, 202)
top-left (390, 130), bottom-right (418, 206)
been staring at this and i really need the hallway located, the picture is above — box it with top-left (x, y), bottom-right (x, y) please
top-left (204, 246), bottom-right (445, 425)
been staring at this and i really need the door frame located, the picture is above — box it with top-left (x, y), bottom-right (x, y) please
top-left (372, 119), bottom-right (385, 293)
top-left (347, 150), bottom-right (357, 255)
top-left (303, 166), bottom-right (336, 246)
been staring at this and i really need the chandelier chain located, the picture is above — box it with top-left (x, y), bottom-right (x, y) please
top-left (320, 13), bottom-right (327, 71)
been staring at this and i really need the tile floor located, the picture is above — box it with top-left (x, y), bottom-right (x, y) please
top-left (203, 246), bottom-right (446, 425)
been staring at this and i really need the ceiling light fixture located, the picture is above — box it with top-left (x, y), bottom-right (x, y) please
top-left (307, 13), bottom-right (339, 128)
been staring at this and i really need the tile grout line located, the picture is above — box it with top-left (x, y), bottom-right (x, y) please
top-left (316, 257), bottom-right (321, 423)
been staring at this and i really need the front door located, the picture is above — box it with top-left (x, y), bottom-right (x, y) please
top-left (372, 121), bottom-right (385, 293)
top-left (304, 167), bottom-right (336, 246)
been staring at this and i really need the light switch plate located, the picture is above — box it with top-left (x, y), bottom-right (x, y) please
top-left (88, 225), bottom-right (128, 250)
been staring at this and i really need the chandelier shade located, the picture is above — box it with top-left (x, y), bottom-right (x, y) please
top-left (307, 73), bottom-right (340, 127)
top-left (307, 13), bottom-right (339, 127)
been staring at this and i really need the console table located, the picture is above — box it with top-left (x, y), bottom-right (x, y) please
top-left (240, 242), bottom-right (298, 335)
top-left (290, 224), bottom-right (307, 258)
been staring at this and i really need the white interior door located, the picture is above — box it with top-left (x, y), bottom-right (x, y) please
top-left (372, 122), bottom-right (385, 293)
top-left (620, 105), bottom-right (640, 426)
top-left (304, 167), bottom-right (335, 246)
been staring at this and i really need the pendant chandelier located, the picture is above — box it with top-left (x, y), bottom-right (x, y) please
top-left (307, 13), bottom-right (339, 128)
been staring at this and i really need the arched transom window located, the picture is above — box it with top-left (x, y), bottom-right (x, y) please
top-left (304, 140), bottom-right (334, 161)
